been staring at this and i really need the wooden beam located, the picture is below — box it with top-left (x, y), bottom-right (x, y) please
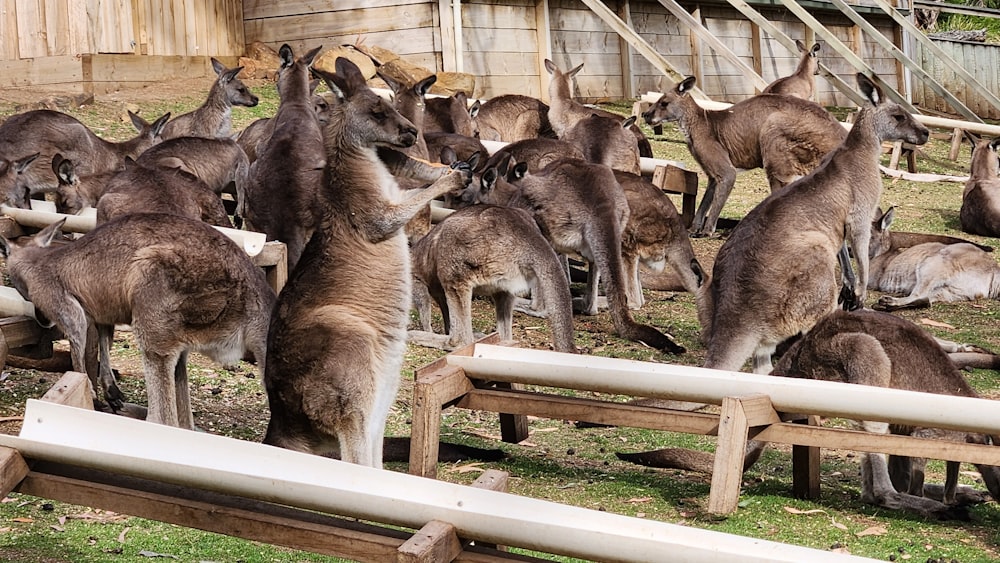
top-left (872, 0), bottom-right (1000, 117)
top-left (39, 371), bottom-right (93, 411)
top-left (438, 0), bottom-right (458, 73)
top-left (708, 396), bottom-right (754, 514)
top-left (397, 520), bottom-right (463, 563)
top-left (791, 416), bottom-right (821, 500)
top-left (773, 0), bottom-right (919, 112)
top-left (826, 0), bottom-right (982, 123)
top-left (0, 446), bottom-right (29, 499)
top-left (617, 0), bottom-right (635, 99)
top-left (654, 0), bottom-right (769, 92)
top-left (534, 0), bottom-right (551, 103)
top-left (722, 0), bottom-right (866, 106)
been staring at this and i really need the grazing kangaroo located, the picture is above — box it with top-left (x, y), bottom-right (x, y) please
top-left (618, 309), bottom-right (1000, 520)
top-left (700, 73), bottom-right (928, 373)
top-left (96, 163), bottom-right (232, 227)
top-left (262, 57), bottom-right (468, 468)
top-left (960, 136), bottom-right (1000, 237)
top-left (642, 76), bottom-right (846, 236)
top-left (761, 40), bottom-right (821, 100)
top-left (241, 44), bottom-right (325, 273)
top-left (135, 136), bottom-right (250, 197)
top-left (614, 171), bottom-right (703, 309)
top-left (544, 59), bottom-right (653, 158)
top-left (474, 94), bottom-right (555, 142)
top-left (868, 207), bottom-right (1000, 310)
top-left (159, 58), bottom-right (258, 140)
top-left (0, 214), bottom-right (275, 428)
top-left (562, 114), bottom-right (641, 175)
top-left (408, 204), bottom-right (576, 353)
top-left (424, 91), bottom-right (480, 138)
top-left (499, 158), bottom-right (685, 353)
top-left (0, 110), bottom-right (170, 204)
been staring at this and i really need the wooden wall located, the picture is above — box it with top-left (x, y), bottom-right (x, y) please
top-left (913, 39), bottom-right (1000, 121)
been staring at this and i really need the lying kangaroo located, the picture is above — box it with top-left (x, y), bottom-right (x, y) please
top-left (424, 91), bottom-right (480, 138)
top-left (642, 76), bottom-right (846, 236)
top-left (159, 58), bottom-right (259, 140)
top-left (474, 94), bottom-right (556, 142)
top-left (700, 73), bottom-right (928, 373)
top-left (0, 214), bottom-right (275, 428)
top-left (408, 204), bottom-right (576, 353)
top-left (96, 163), bottom-right (232, 227)
top-left (960, 136), bottom-right (1000, 237)
top-left (241, 44), bottom-right (325, 273)
top-left (0, 110), bottom-right (170, 205)
top-left (262, 57), bottom-right (468, 468)
top-left (618, 309), bottom-right (1000, 520)
top-left (614, 170), bottom-right (703, 309)
top-left (761, 40), bottom-right (821, 100)
top-left (544, 59), bottom-right (653, 158)
top-left (869, 207), bottom-right (1000, 310)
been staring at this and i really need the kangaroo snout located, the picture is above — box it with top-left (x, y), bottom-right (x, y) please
top-left (398, 125), bottom-right (419, 147)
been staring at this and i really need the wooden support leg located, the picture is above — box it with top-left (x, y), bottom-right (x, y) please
top-left (949, 127), bottom-right (965, 161)
top-left (396, 520), bottom-right (462, 563)
top-left (905, 146), bottom-right (917, 173)
top-left (40, 371), bottom-right (95, 410)
top-left (792, 415), bottom-right (821, 500)
top-left (708, 395), bottom-right (779, 515)
top-left (470, 470), bottom-right (510, 551)
top-left (0, 446), bottom-right (29, 499)
top-left (496, 382), bottom-right (529, 444)
top-left (409, 366), bottom-right (474, 479)
top-left (889, 141), bottom-right (903, 170)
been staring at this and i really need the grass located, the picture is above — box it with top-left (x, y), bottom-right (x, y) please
top-left (1, 79), bottom-right (1000, 562)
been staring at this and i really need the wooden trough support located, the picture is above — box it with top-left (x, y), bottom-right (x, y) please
top-left (0, 374), bottom-right (876, 563)
top-left (410, 342), bottom-right (1000, 516)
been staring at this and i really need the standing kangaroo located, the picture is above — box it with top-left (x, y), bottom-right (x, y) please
top-left (0, 214), bottom-right (275, 428)
top-left (0, 110), bottom-right (170, 205)
top-left (960, 136), bottom-right (1000, 237)
top-left (408, 204), bottom-right (576, 353)
top-left (241, 44), bottom-right (325, 274)
top-left (262, 58), bottom-right (467, 467)
top-left (642, 76), bottom-right (846, 236)
top-left (618, 309), bottom-right (1000, 520)
top-left (700, 73), bottom-right (928, 373)
top-left (544, 59), bottom-right (653, 158)
top-left (159, 58), bottom-right (259, 140)
top-left (761, 40), bottom-right (821, 100)
top-left (869, 207), bottom-right (1000, 310)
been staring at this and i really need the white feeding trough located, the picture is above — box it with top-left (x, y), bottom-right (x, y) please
top-left (0, 285), bottom-right (36, 320)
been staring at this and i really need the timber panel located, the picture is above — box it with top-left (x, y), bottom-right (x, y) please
top-left (913, 39), bottom-right (1000, 120)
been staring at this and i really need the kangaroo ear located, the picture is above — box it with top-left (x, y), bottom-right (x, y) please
top-left (211, 57), bottom-right (226, 76)
top-left (151, 113), bottom-right (171, 138)
top-left (466, 151), bottom-right (481, 171)
top-left (35, 218), bottom-right (67, 248)
top-left (481, 167), bottom-right (498, 192)
top-left (278, 44), bottom-right (295, 69)
top-left (876, 206), bottom-right (896, 232)
top-left (691, 258), bottom-right (706, 288)
top-left (990, 137), bottom-right (1000, 152)
top-left (544, 59), bottom-right (557, 75)
top-left (469, 100), bottom-right (481, 119)
top-left (811, 43), bottom-right (821, 56)
top-left (15, 153), bottom-right (39, 173)
top-left (678, 76), bottom-right (697, 96)
top-left (795, 39), bottom-right (806, 53)
top-left (622, 115), bottom-right (637, 129)
top-left (439, 146), bottom-right (457, 166)
top-left (314, 67), bottom-right (348, 102)
top-left (857, 73), bottom-right (881, 106)
top-left (53, 154), bottom-right (76, 185)
top-left (302, 45), bottom-right (323, 66)
top-left (415, 75), bottom-right (437, 98)
top-left (222, 67), bottom-right (243, 84)
top-left (509, 161), bottom-right (528, 181)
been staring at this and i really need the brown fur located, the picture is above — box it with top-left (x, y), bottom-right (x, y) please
top-left (95, 164), bottom-right (232, 227)
top-left (642, 76), bottom-right (846, 236)
top-left (474, 94), bottom-right (555, 142)
top-left (562, 114), bottom-right (641, 175)
top-left (544, 59), bottom-right (653, 158)
top-left (699, 73), bottom-right (929, 373)
top-left (0, 214), bottom-right (275, 428)
top-left (960, 136), bottom-right (1000, 237)
top-left (0, 110), bottom-right (170, 206)
top-left (159, 58), bottom-right (259, 140)
top-left (499, 138), bottom-right (585, 173)
top-left (135, 136), bottom-right (249, 197)
top-left (425, 132), bottom-right (488, 165)
top-left (241, 44), bottom-right (325, 273)
top-left (409, 204), bottom-right (576, 353)
top-left (424, 91), bottom-right (480, 138)
top-left (262, 57), bottom-right (467, 468)
top-left (761, 40), bottom-right (821, 100)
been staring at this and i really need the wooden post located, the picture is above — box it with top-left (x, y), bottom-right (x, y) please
top-left (708, 395), bottom-right (779, 515)
top-left (688, 7), bottom-right (703, 89)
top-left (40, 371), bottom-right (94, 411)
top-left (792, 415), bottom-right (822, 500)
top-left (652, 164), bottom-right (699, 228)
top-left (949, 127), bottom-right (965, 161)
top-left (497, 382), bottom-right (530, 444)
top-left (617, 1), bottom-right (635, 100)
top-left (396, 520), bottom-right (462, 562)
top-left (0, 446), bottom-right (29, 499)
top-left (535, 0), bottom-right (552, 102)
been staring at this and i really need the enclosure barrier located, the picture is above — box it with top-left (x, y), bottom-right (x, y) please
top-left (0, 375), bottom-right (877, 563)
top-left (409, 342), bottom-right (1000, 516)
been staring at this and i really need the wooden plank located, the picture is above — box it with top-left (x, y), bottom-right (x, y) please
top-left (410, 366), bottom-right (475, 478)
top-left (438, 0), bottom-right (457, 72)
top-left (0, 316), bottom-right (44, 350)
top-left (243, 0), bottom-right (430, 21)
top-left (245, 5), bottom-right (434, 44)
top-left (471, 469), bottom-right (509, 493)
top-left (397, 520), bottom-right (463, 563)
top-left (465, 2), bottom-right (535, 29)
top-left (0, 0), bottom-right (19, 61)
top-left (477, 75), bottom-right (543, 99)
top-left (551, 30), bottom-right (623, 56)
top-left (0, 447), bottom-right (29, 499)
top-left (495, 383), bottom-right (530, 444)
top-left (465, 28), bottom-right (537, 54)
top-left (15, 0), bottom-right (47, 58)
top-left (250, 240), bottom-right (288, 295)
top-left (43, 0), bottom-right (68, 55)
top-left (708, 396), bottom-right (752, 515)
top-left (791, 416), bottom-right (821, 500)
top-left (39, 371), bottom-right (94, 410)
top-left (464, 52), bottom-right (538, 79)
top-left (618, 0), bottom-right (634, 99)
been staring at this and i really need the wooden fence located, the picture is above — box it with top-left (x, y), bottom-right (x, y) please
top-left (913, 38), bottom-right (1000, 120)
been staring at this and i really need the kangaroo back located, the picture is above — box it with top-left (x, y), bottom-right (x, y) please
top-left (475, 94), bottom-right (555, 142)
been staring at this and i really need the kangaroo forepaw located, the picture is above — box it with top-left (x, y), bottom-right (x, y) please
top-left (104, 384), bottom-right (126, 412)
top-left (838, 284), bottom-right (862, 311)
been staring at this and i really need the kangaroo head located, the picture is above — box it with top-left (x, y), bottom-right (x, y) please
top-left (210, 57), bottom-right (259, 108)
top-left (0, 218), bottom-right (66, 303)
top-left (276, 44), bottom-right (323, 103)
top-left (544, 59), bottom-right (584, 102)
top-left (1, 153), bottom-right (41, 209)
top-left (378, 70), bottom-right (436, 127)
top-left (858, 73), bottom-right (928, 145)
top-left (643, 76), bottom-right (696, 126)
top-left (969, 136), bottom-right (1000, 180)
top-left (869, 206), bottom-right (895, 259)
top-left (124, 111), bottom-right (171, 157)
top-left (315, 58), bottom-right (419, 149)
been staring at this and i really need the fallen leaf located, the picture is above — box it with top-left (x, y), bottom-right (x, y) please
top-left (636, 512), bottom-right (646, 518)
top-left (856, 525), bottom-right (888, 537)
top-left (832, 547), bottom-right (853, 554)
top-left (58, 516), bottom-right (66, 525)
top-left (11, 517), bottom-right (34, 523)
top-left (626, 497), bottom-right (653, 504)
top-left (783, 506), bottom-right (827, 515)
top-left (118, 526), bottom-right (131, 543)
top-left (919, 318), bottom-right (955, 330)
top-left (556, 482), bottom-right (578, 489)
top-left (50, 525), bottom-right (64, 532)
top-left (679, 511), bottom-right (698, 518)
top-left (830, 519), bottom-right (848, 531)
top-left (532, 427), bottom-right (560, 433)
top-left (447, 462), bottom-right (486, 474)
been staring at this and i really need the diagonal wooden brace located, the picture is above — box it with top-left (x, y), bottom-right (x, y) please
top-left (708, 394), bottom-right (779, 515)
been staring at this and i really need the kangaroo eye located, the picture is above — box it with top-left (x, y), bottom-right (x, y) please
top-left (373, 111), bottom-right (387, 120)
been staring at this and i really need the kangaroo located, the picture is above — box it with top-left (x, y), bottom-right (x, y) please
top-left (0, 110), bottom-right (170, 204)
top-left (618, 309), bottom-right (1000, 520)
top-left (761, 40), bottom-right (821, 100)
top-left (424, 91), bottom-right (480, 138)
top-left (240, 44), bottom-right (325, 274)
top-left (642, 76), bottom-right (847, 236)
top-left (544, 59), bottom-right (653, 158)
top-left (96, 164), bottom-right (232, 228)
top-left (0, 214), bottom-right (275, 428)
top-left (868, 207), bottom-right (1000, 311)
top-left (562, 114), bottom-right (641, 175)
top-left (614, 171), bottom-right (703, 309)
top-left (408, 204), bottom-right (576, 353)
top-left (474, 94), bottom-right (556, 142)
top-left (262, 57), bottom-right (468, 468)
top-left (134, 136), bottom-right (250, 198)
top-left (960, 136), bottom-right (1000, 237)
top-left (425, 132), bottom-right (488, 165)
top-left (235, 80), bottom-right (328, 164)
top-left (499, 137), bottom-right (585, 173)
top-left (484, 157), bottom-right (685, 353)
top-left (700, 73), bottom-right (929, 373)
top-left (159, 58), bottom-right (259, 140)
